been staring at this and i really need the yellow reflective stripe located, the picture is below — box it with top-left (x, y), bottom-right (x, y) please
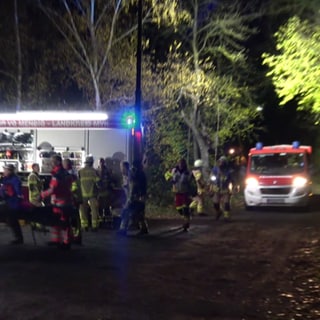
top-left (165, 171), bottom-right (173, 181)
top-left (176, 205), bottom-right (187, 210)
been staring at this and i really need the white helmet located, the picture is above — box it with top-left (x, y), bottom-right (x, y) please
top-left (194, 159), bottom-right (203, 168)
top-left (218, 156), bottom-right (227, 163)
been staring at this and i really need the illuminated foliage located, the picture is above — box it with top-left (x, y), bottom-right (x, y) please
top-left (262, 16), bottom-right (320, 115)
top-left (144, 0), bottom-right (261, 170)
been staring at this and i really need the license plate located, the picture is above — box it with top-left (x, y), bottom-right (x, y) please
top-left (266, 198), bottom-right (284, 204)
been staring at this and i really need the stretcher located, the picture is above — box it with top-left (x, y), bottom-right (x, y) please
top-left (0, 202), bottom-right (81, 246)
top-left (99, 188), bottom-right (126, 229)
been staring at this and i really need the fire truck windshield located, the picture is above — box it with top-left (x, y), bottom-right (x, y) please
top-left (250, 153), bottom-right (306, 175)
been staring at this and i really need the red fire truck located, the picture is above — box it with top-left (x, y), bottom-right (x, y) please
top-left (244, 142), bottom-right (313, 209)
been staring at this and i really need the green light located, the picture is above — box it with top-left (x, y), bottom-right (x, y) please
top-left (121, 111), bottom-right (136, 128)
top-left (127, 116), bottom-right (134, 126)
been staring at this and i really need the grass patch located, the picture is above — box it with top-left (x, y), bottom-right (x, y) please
top-left (146, 203), bottom-right (180, 219)
top-left (145, 192), bottom-right (246, 219)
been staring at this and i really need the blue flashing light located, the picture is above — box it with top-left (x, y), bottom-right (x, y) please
top-left (256, 142), bottom-right (263, 150)
top-left (292, 141), bottom-right (300, 149)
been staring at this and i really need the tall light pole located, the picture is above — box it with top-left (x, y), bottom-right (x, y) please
top-left (133, 0), bottom-right (143, 163)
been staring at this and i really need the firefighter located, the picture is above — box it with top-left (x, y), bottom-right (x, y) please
top-left (41, 155), bottom-right (74, 249)
top-left (189, 159), bottom-right (207, 216)
top-left (62, 158), bottom-right (81, 206)
top-left (78, 155), bottom-right (100, 231)
top-left (0, 164), bottom-right (24, 245)
top-left (27, 163), bottom-right (44, 207)
top-left (27, 163), bottom-right (46, 232)
top-left (165, 158), bottom-right (193, 231)
top-left (62, 158), bottom-right (82, 244)
top-left (117, 159), bottom-right (148, 236)
top-left (210, 156), bottom-right (234, 221)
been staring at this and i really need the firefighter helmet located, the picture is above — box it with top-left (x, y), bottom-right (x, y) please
top-left (3, 164), bottom-right (16, 172)
top-left (218, 156), bottom-right (227, 163)
top-left (84, 155), bottom-right (94, 164)
top-left (194, 159), bottom-right (203, 168)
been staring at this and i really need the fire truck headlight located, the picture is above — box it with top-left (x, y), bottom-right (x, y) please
top-left (293, 176), bottom-right (308, 188)
top-left (245, 177), bottom-right (259, 187)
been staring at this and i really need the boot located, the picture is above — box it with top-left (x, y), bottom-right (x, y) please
top-left (182, 221), bottom-right (190, 232)
top-left (223, 211), bottom-right (231, 222)
top-left (182, 208), bottom-right (190, 231)
top-left (9, 216), bottom-right (24, 245)
top-left (137, 220), bottom-right (149, 235)
top-left (215, 209), bottom-right (223, 221)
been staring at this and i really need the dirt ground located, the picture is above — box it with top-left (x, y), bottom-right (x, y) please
top-left (0, 198), bottom-right (319, 320)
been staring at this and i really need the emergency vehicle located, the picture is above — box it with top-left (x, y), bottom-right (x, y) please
top-left (244, 141), bottom-right (313, 209)
top-left (0, 111), bottom-right (132, 174)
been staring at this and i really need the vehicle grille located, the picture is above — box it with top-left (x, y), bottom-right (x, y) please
top-left (260, 188), bottom-right (291, 195)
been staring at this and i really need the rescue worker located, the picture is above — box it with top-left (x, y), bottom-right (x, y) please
top-left (28, 163), bottom-right (46, 232)
top-left (27, 163), bottom-right (43, 207)
top-left (41, 155), bottom-right (74, 249)
top-left (165, 158), bottom-right (193, 231)
top-left (0, 164), bottom-right (24, 245)
top-left (62, 158), bottom-right (82, 244)
top-left (210, 156), bottom-right (233, 221)
top-left (78, 155), bottom-right (100, 231)
top-left (62, 158), bottom-right (81, 206)
top-left (189, 159), bottom-right (207, 216)
top-left (118, 159), bottom-right (148, 236)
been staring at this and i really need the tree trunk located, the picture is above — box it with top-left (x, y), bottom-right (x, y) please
top-left (183, 111), bottom-right (210, 177)
top-left (193, 128), bottom-right (210, 177)
top-left (93, 77), bottom-right (101, 110)
top-left (14, 0), bottom-right (22, 111)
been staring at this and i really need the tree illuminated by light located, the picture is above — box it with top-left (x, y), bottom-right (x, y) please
top-left (262, 16), bottom-right (320, 116)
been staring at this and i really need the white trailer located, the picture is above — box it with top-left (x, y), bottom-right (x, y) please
top-left (0, 111), bottom-right (131, 173)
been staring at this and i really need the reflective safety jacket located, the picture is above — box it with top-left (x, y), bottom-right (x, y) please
top-left (41, 165), bottom-right (73, 206)
top-left (66, 169), bottom-right (82, 205)
top-left (78, 165), bottom-right (100, 199)
top-left (28, 171), bottom-right (43, 205)
top-left (171, 167), bottom-right (192, 194)
top-left (210, 165), bottom-right (233, 193)
top-left (192, 169), bottom-right (206, 195)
